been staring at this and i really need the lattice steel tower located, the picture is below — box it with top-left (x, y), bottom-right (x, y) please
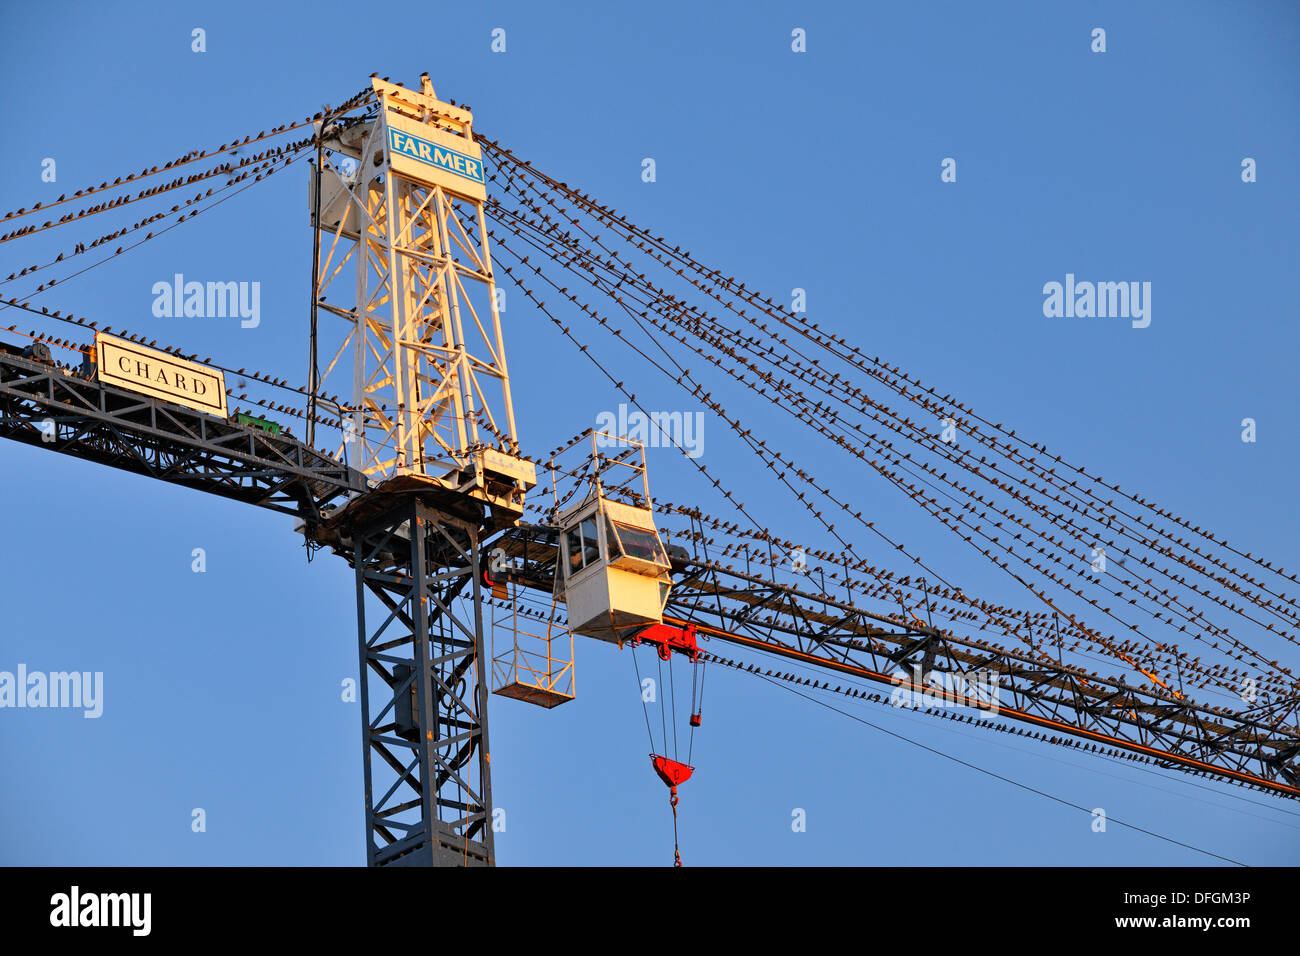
top-left (305, 75), bottom-right (534, 866)
top-left (310, 74), bottom-right (533, 510)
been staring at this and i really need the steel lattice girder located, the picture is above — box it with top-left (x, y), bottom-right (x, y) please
top-left (0, 350), bottom-right (365, 518)
top-left (666, 564), bottom-right (1300, 797)
top-left (347, 499), bottom-right (495, 866)
top-left (488, 525), bottom-right (1300, 799)
top-left (310, 87), bottom-right (518, 483)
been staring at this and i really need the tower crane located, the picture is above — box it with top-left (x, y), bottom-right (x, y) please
top-left (1, 75), bottom-right (1296, 867)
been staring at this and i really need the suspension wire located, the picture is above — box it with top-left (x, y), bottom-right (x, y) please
top-left (490, 219), bottom-right (1300, 790)
top-left (490, 226), bottom-right (1300, 751)
top-left (688, 660), bottom-right (698, 765)
top-left (663, 511), bottom-right (1296, 704)
top-left (0, 85), bottom-right (376, 232)
top-left (668, 654), bottom-right (679, 761)
top-left (483, 160), bottom-right (1174, 690)
top-left (629, 645), bottom-right (657, 752)
top-left (1, 145), bottom-right (306, 253)
top-left (670, 794), bottom-right (682, 868)
top-left (656, 653), bottom-right (668, 756)
top-left (490, 231), bottom-right (936, 631)
top-left (3, 149), bottom-right (312, 307)
top-left (752, 670), bottom-right (1248, 865)
top-left (700, 645), bottom-right (1300, 805)
top-left (486, 167), bottom-right (1298, 687)
top-left (489, 220), bottom-right (1247, 697)
top-left (483, 168), bottom-right (1300, 702)
top-left (712, 644), bottom-right (1300, 826)
top-left (2, 152), bottom-right (309, 290)
top-left (481, 145), bottom-right (1300, 687)
top-left (480, 134), bottom-right (1300, 628)
top-left (663, 501), bottom-right (1292, 710)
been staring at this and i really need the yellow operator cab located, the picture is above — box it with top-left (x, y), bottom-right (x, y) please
top-left (551, 436), bottom-right (673, 644)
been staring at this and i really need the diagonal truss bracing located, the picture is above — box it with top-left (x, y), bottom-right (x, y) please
top-left (491, 523), bottom-right (1300, 799)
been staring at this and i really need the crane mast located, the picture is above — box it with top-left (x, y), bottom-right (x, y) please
top-left (310, 75), bottom-right (532, 516)
top-left (303, 76), bottom-right (532, 865)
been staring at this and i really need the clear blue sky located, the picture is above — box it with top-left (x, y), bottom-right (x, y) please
top-left (1, 0), bottom-right (1297, 866)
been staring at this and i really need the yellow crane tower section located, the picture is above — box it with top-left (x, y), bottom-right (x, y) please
top-left (310, 74), bottom-right (533, 526)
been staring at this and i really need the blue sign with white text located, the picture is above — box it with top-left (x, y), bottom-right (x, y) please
top-left (387, 127), bottom-right (484, 185)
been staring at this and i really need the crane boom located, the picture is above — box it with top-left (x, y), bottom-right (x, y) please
top-left (488, 522), bottom-right (1300, 799)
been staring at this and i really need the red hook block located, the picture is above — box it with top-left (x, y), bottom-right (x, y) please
top-left (651, 754), bottom-right (694, 791)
